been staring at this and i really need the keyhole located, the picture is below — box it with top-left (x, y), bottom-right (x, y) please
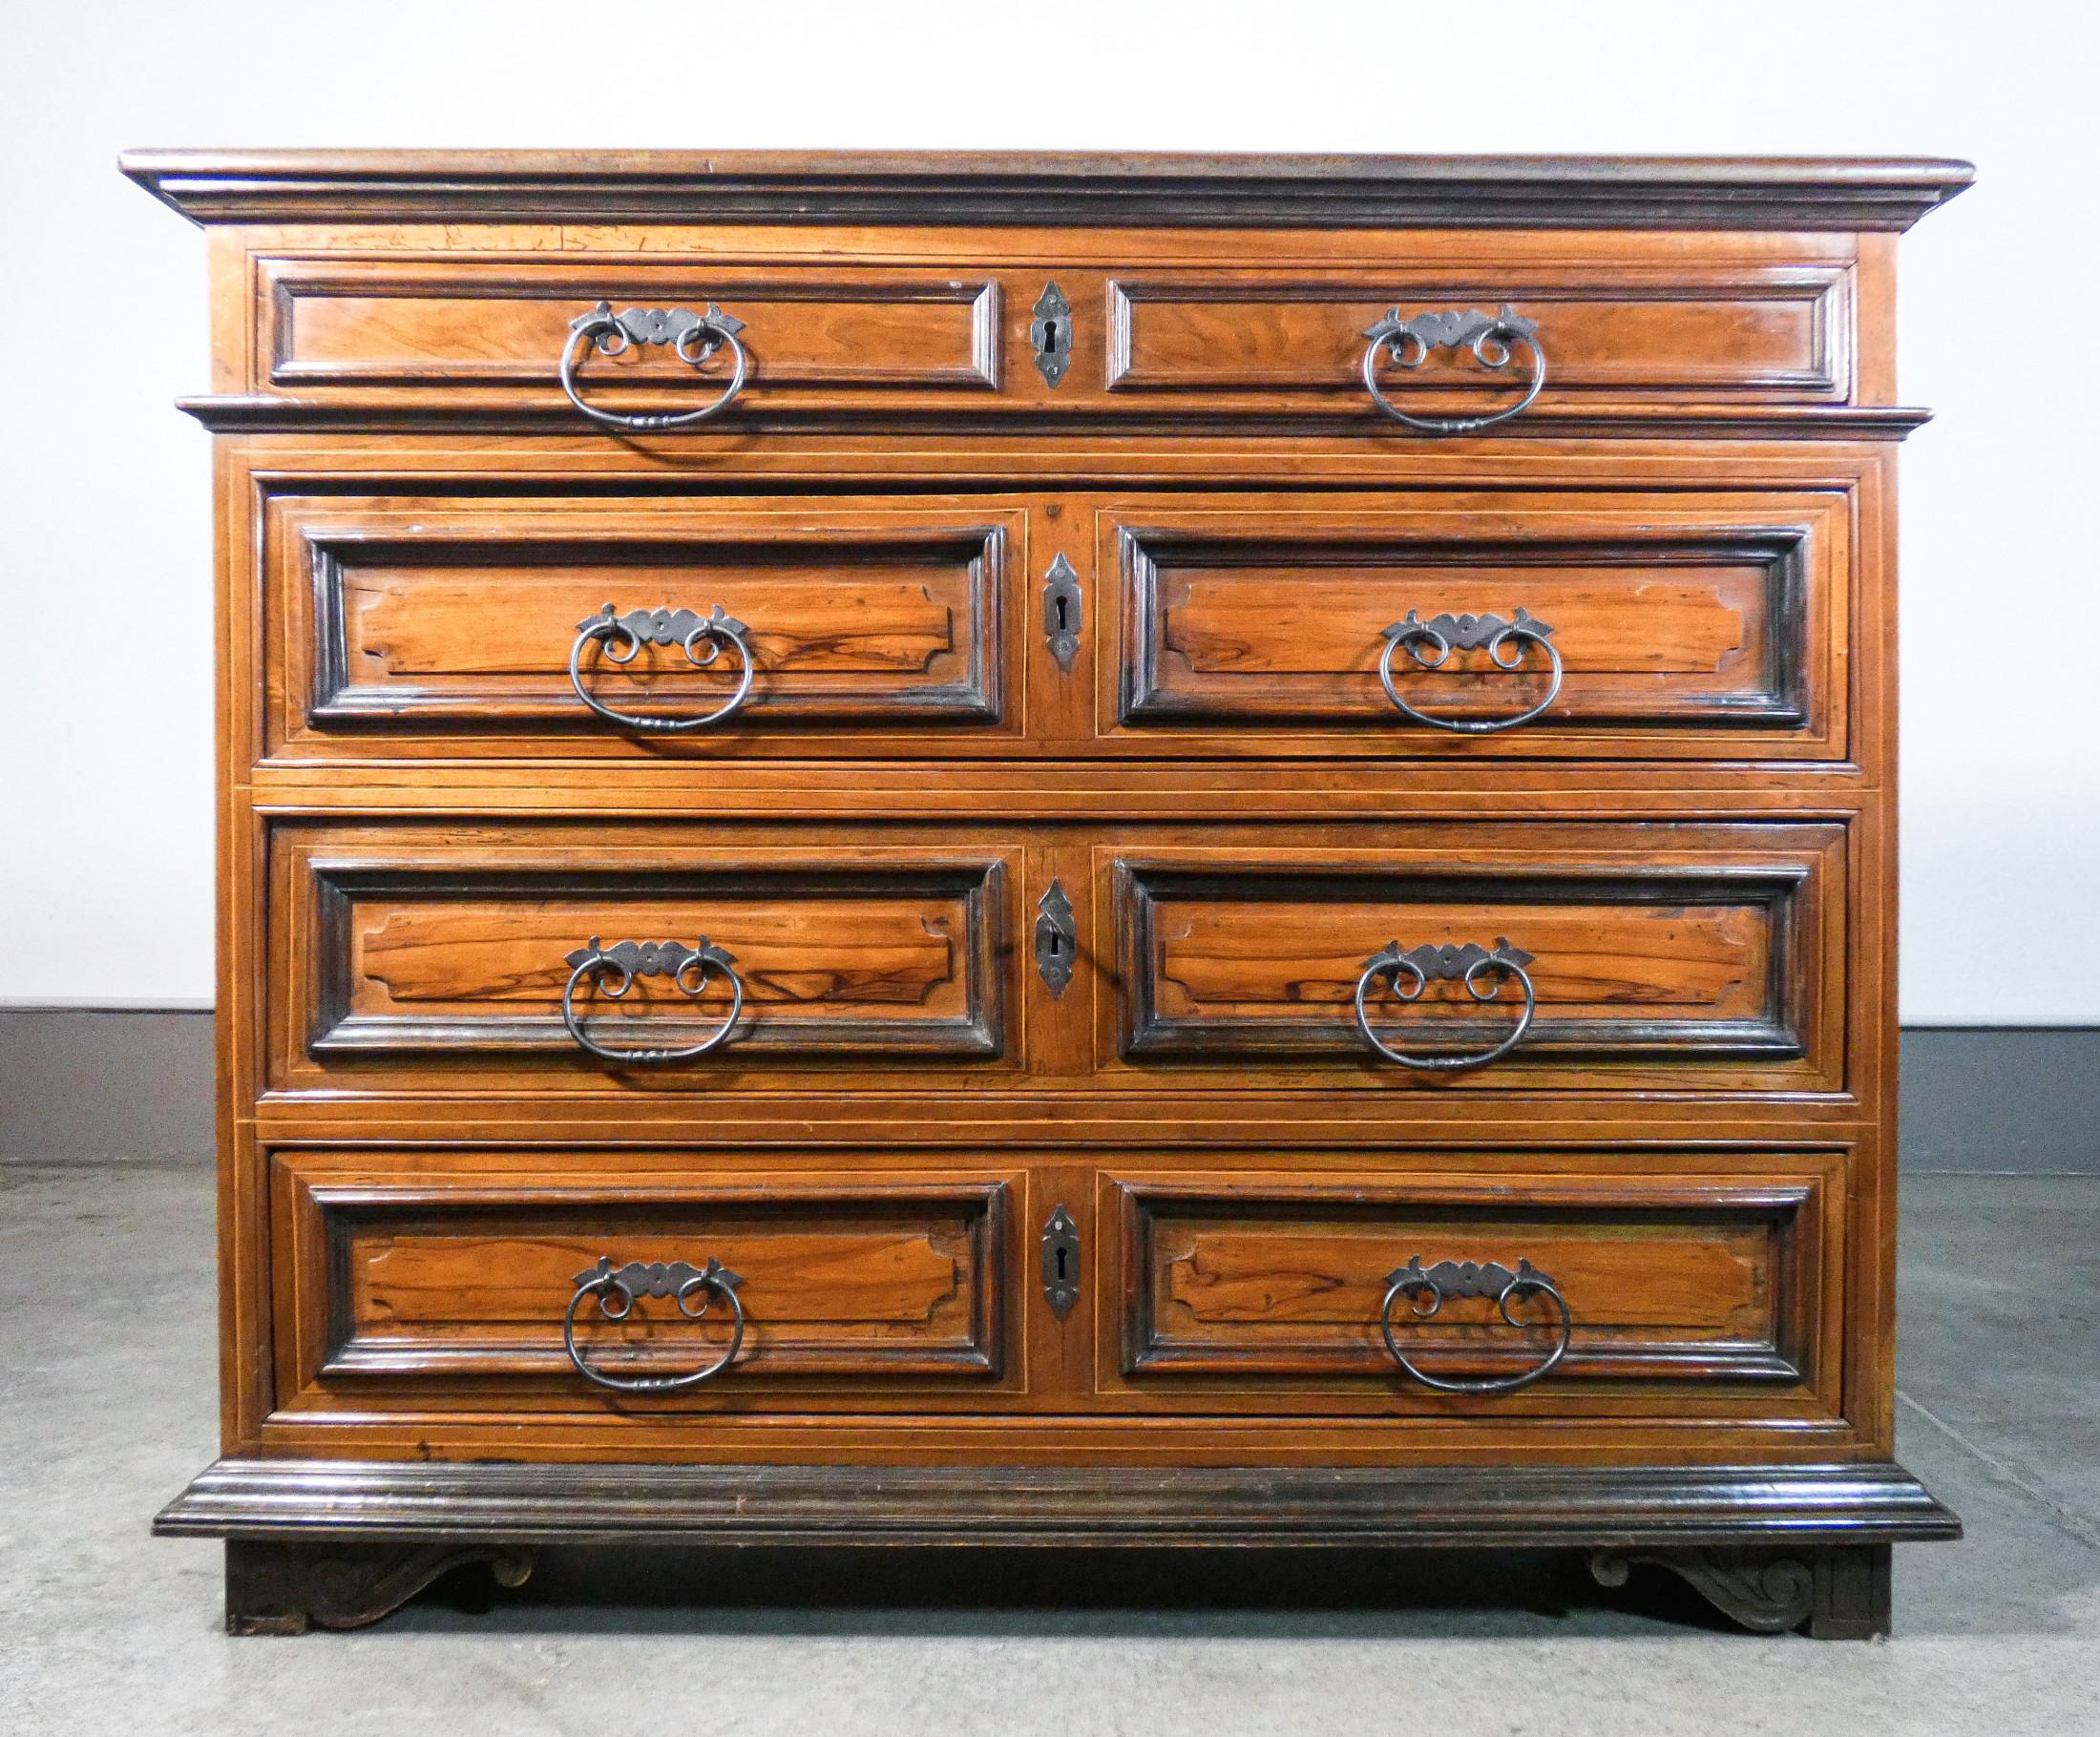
top-left (1041, 319), bottom-right (1060, 353)
top-left (1053, 595), bottom-right (1070, 634)
top-left (1056, 1246), bottom-right (1069, 1282)
top-left (1047, 930), bottom-right (1062, 956)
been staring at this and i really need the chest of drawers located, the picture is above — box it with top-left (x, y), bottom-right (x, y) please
top-left (129, 149), bottom-right (1969, 1638)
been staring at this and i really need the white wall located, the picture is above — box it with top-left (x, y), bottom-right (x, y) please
top-left (1, 0), bottom-right (2091, 1019)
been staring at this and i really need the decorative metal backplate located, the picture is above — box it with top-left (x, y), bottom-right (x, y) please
top-left (1040, 1204), bottom-right (1081, 1319)
top-left (1042, 554), bottom-right (1082, 672)
top-left (1035, 880), bottom-right (1077, 997)
top-left (1030, 281), bottom-right (1074, 387)
top-left (1364, 303), bottom-right (1538, 360)
top-left (573, 301), bottom-right (746, 355)
top-left (1384, 607), bottom-right (1553, 651)
top-left (573, 1255), bottom-right (745, 1304)
top-left (578, 602), bottom-right (749, 647)
top-left (563, 937), bottom-right (737, 981)
top-left (1362, 938), bottom-right (1535, 983)
top-left (1384, 1255), bottom-right (1536, 1301)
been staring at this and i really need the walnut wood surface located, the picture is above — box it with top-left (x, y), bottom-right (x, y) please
top-left (136, 152), bottom-right (1958, 1628)
top-left (279, 493), bottom-right (1013, 750)
top-left (1110, 1169), bottom-right (1826, 1399)
top-left (1104, 822), bottom-right (1841, 1093)
top-left (272, 1152), bottom-right (1015, 1410)
top-left (269, 823), bottom-right (1017, 1090)
top-left (1107, 491), bottom-right (1839, 757)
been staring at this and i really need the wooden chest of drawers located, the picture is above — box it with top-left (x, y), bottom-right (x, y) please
top-left (130, 149), bottom-right (1968, 1638)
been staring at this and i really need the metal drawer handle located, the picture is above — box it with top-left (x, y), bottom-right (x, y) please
top-left (1379, 1256), bottom-right (1572, 1394)
top-left (1361, 304), bottom-right (1544, 435)
top-left (1379, 609), bottom-right (1563, 734)
top-left (561, 936), bottom-right (744, 1065)
top-left (559, 301), bottom-right (748, 430)
top-left (564, 1256), bottom-right (746, 1392)
top-left (1353, 939), bottom-right (1536, 1072)
top-left (568, 603), bottom-right (754, 732)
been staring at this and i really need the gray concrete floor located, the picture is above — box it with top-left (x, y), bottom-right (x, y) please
top-left (2, 1164), bottom-right (2095, 1736)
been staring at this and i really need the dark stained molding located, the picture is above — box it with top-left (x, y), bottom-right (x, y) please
top-left (158, 1455), bottom-right (1960, 1549)
top-left (171, 396), bottom-right (1938, 441)
top-left (120, 150), bottom-right (1976, 233)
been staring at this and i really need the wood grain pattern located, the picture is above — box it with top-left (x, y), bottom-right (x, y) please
top-left (269, 823), bottom-right (1019, 1091)
top-left (1107, 490), bottom-right (1839, 757)
top-left (1107, 822), bottom-right (1842, 1092)
top-left (265, 258), bottom-right (1001, 392)
top-left (1112, 1170), bottom-right (1825, 1398)
top-left (265, 489), bottom-right (1035, 762)
top-left (270, 1151), bottom-right (1018, 1412)
top-left (1106, 269), bottom-right (1845, 399)
top-left (132, 151), bottom-right (1960, 1630)
top-left (291, 500), bottom-right (1008, 734)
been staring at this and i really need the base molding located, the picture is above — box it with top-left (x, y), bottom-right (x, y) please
top-left (158, 1456), bottom-right (1960, 1551)
top-left (161, 1457), bottom-right (1955, 1635)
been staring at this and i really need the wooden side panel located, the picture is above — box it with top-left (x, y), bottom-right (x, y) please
top-left (1103, 1163), bottom-right (1838, 1416)
top-left (1105, 491), bottom-right (1843, 759)
top-left (270, 1150), bottom-right (1019, 1411)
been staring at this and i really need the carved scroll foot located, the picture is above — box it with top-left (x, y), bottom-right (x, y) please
top-left (1587, 1543), bottom-right (1891, 1640)
top-left (223, 1538), bottom-right (536, 1636)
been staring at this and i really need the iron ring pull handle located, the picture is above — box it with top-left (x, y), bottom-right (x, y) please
top-left (563, 1256), bottom-right (746, 1392)
top-left (560, 937), bottom-right (745, 1065)
top-left (1353, 940), bottom-right (1537, 1073)
top-left (1360, 304), bottom-right (1545, 435)
top-left (558, 301), bottom-right (749, 431)
top-left (1378, 1256), bottom-right (1573, 1394)
top-left (1378, 609), bottom-right (1564, 735)
top-left (567, 603), bottom-right (755, 732)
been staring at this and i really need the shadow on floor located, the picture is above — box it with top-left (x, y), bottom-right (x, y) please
top-left (412, 1543), bottom-right (1738, 1639)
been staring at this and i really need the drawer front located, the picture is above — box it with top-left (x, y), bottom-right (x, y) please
top-left (1102, 490), bottom-right (1845, 760)
top-left (268, 1149), bottom-right (1019, 1413)
top-left (1103, 264), bottom-right (1850, 411)
top-left (267, 492), bottom-right (1023, 761)
top-left (1102, 822), bottom-right (1845, 1095)
top-left (261, 257), bottom-right (1003, 406)
top-left (267, 823), bottom-right (1021, 1094)
top-left (244, 243), bottom-right (1856, 424)
top-left (1102, 1160), bottom-right (1842, 1417)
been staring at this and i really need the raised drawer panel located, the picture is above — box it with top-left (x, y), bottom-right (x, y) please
top-left (261, 258), bottom-right (1001, 399)
top-left (268, 1149), bottom-right (1018, 1413)
top-left (1105, 267), bottom-right (1848, 406)
top-left (266, 823), bottom-right (1021, 1093)
top-left (1102, 822), bottom-right (1844, 1094)
top-left (1102, 1160), bottom-right (1841, 1417)
top-left (266, 492), bottom-right (1022, 760)
top-left (1103, 491), bottom-right (1844, 759)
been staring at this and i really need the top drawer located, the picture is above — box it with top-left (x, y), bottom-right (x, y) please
top-left (240, 235), bottom-right (1861, 425)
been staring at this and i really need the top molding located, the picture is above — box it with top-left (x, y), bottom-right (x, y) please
top-left (119, 150), bottom-right (1974, 232)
